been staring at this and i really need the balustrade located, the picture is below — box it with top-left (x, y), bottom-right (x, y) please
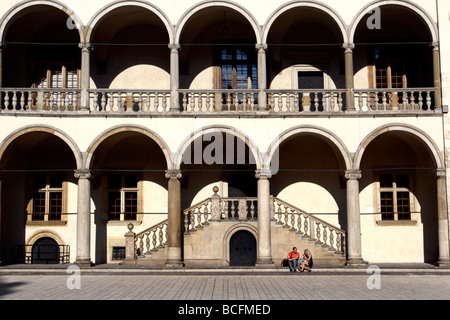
top-left (0, 87), bottom-right (438, 116)
top-left (134, 220), bottom-right (168, 257)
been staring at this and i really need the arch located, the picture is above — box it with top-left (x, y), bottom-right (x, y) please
top-left (223, 223), bottom-right (258, 264)
top-left (349, 0), bottom-right (438, 44)
top-left (85, 124), bottom-right (173, 170)
top-left (262, 0), bottom-right (349, 44)
top-left (354, 123), bottom-right (444, 170)
top-left (0, 0), bottom-right (84, 43)
top-left (0, 125), bottom-right (83, 169)
top-left (267, 125), bottom-right (352, 172)
top-left (174, 125), bottom-right (262, 171)
top-left (175, 0), bottom-right (262, 44)
top-left (85, 0), bottom-right (174, 44)
top-left (26, 230), bottom-right (65, 246)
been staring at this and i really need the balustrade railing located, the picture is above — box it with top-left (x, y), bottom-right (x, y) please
top-left (134, 219), bottom-right (168, 257)
top-left (0, 87), bottom-right (438, 116)
top-left (90, 89), bottom-right (171, 113)
top-left (354, 88), bottom-right (436, 112)
top-left (0, 88), bottom-right (80, 112)
top-left (267, 89), bottom-right (347, 113)
top-left (271, 198), bottom-right (346, 255)
top-left (179, 89), bottom-right (259, 112)
top-left (182, 187), bottom-right (346, 255)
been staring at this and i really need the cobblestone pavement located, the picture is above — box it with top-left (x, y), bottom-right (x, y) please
top-left (0, 272), bottom-right (449, 301)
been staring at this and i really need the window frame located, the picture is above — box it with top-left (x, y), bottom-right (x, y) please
top-left (26, 173), bottom-right (68, 225)
top-left (105, 173), bottom-right (142, 224)
top-left (375, 172), bottom-right (418, 226)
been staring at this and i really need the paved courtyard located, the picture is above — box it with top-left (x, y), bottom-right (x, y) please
top-left (1, 271), bottom-right (449, 300)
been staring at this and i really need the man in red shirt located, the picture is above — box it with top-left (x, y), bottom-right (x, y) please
top-left (287, 247), bottom-right (300, 272)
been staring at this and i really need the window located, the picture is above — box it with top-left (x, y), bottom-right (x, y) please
top-left (107, 174), bottom-right (139, 221)
top-left (379, 174), bottom-right (411, 221)
top-left (112, 247), bottom-right (126, 261)
top-left (29, 174), bottom-right (65, 222)
top-left (218, 47), bottom-right (257, 91)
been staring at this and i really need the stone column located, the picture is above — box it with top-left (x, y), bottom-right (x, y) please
top-left (345, 170), bottom-right (366, 266)
top-left (0, 172), bottom-right (3, 265)
top-left (79, 43), bottom-right (92, 112)
top-left (74, 169), bottom-right (93, 266)
top-left (432, 42), bottom-right (442, 109)
top-left (343, 43), bottom-right (355, 111)
top-left (436, 169), bottom-right (450, 266)
top-left (0, 43), bottom-right (3, 88)
top-left (255, 170), bottom-right (274, 266)
top-left (256, 44), bottom-right (268, 111)
top-left (169, 44), bottom-right (180, 112)
top-left (165, 170), bottom-right (183, 267)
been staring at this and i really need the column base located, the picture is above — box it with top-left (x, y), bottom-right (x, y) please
top-left (436, 259), bottom-right (450, 268)
top-left (165, 259), bottom-right (184, 268)
top-left (255, 258), bottom-right (274, 267)
top-left (345, 257), bottom-right (368, 268)
top-left (74, 259), bottom-right (94, 268)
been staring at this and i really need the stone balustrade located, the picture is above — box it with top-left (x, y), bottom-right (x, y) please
top-left (133, 219), bottom-right (168, 257)
top-left (271, 197), bottom-right (346, 255)
top-left (0, 87), bottom-right (438, 116)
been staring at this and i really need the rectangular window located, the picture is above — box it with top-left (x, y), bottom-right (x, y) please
top-left (107, 174), bottom-right (139, 221)
top-left (31, 174), bottom-right (65, 221)
top-left (379, 174), bottom-right (411, 221)
top-left (112, 247), bottom-right (126, 260)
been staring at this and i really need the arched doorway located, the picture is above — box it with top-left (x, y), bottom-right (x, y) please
top-left (31, 237), bottom-right (60, 264)
top-left (229, 230), bottom-right (256, 266)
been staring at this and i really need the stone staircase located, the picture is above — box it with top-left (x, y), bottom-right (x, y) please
top-left (129, 189), bottom-right (346, 267)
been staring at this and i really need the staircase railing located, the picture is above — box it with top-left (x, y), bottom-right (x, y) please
top-left (134, 219), bottom-right (168, 257)
top-left (182, 187), bottom-right (346, 255)
top-left (272, 197), bottom-right (346, 255)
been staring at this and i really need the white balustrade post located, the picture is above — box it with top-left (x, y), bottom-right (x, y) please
top-left (255, 170), bottom-right (274, 266)
top-left (74, 169), bottom-right (93, 267)
top-left (123, 223), bottom-right (136, 265)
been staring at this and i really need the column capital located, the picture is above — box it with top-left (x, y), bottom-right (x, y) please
top-left (345, 170), bottom-right (361, 180)
top-left (168, 43), bottom-right (180, 51)
top-left (79, 42), bottom-right (92, 52)
top-left (431, 41), bottom-right (439, 51)
top-left (255, 169), bottom-right (272, 179)
top-left (74, 169), bottom-right (92, 180)
top-left (255, 44), bottom-right (268, 52)
top-left (165, 169), bottom-right (182, 179)
top-left (342, 43), bottom-right (355, 53)
top-left (436, 168), bottom-right (446, 178)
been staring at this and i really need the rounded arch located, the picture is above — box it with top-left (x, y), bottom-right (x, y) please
top-left (354, 123), bottom-right (444, 170)
top-left (349, 0), bottom-right (438, 44)
top-left (174, 125), bottom-right (262, 171)
top-left (26, 230), bottom-right (65, 246)
top-left (0, 125), bottom-right (83, 169)
top-left (85, 125), bottom-right (173, 170)
top-left (0, 0), bottom-right (85, 43)
top-left (223, 223), bottom-right (258, 264)
top-left (175, 0), bottom-right (262, 44)
top-left (262, 0), bottom-right (349, 44)
top-left (85, 0), bottom-right (174, 44)
top-left (267, 125), bottom-right (352, 171)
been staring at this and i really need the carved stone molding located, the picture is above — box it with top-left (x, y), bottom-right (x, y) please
top-left (255, 169), bottom-right (272, 179)
top-left (74, 169), bottom-right (92, 180)
top-left (345, 170), bottom-right (362, 180)
top-left (165, 169), bottom-right (182, 179)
